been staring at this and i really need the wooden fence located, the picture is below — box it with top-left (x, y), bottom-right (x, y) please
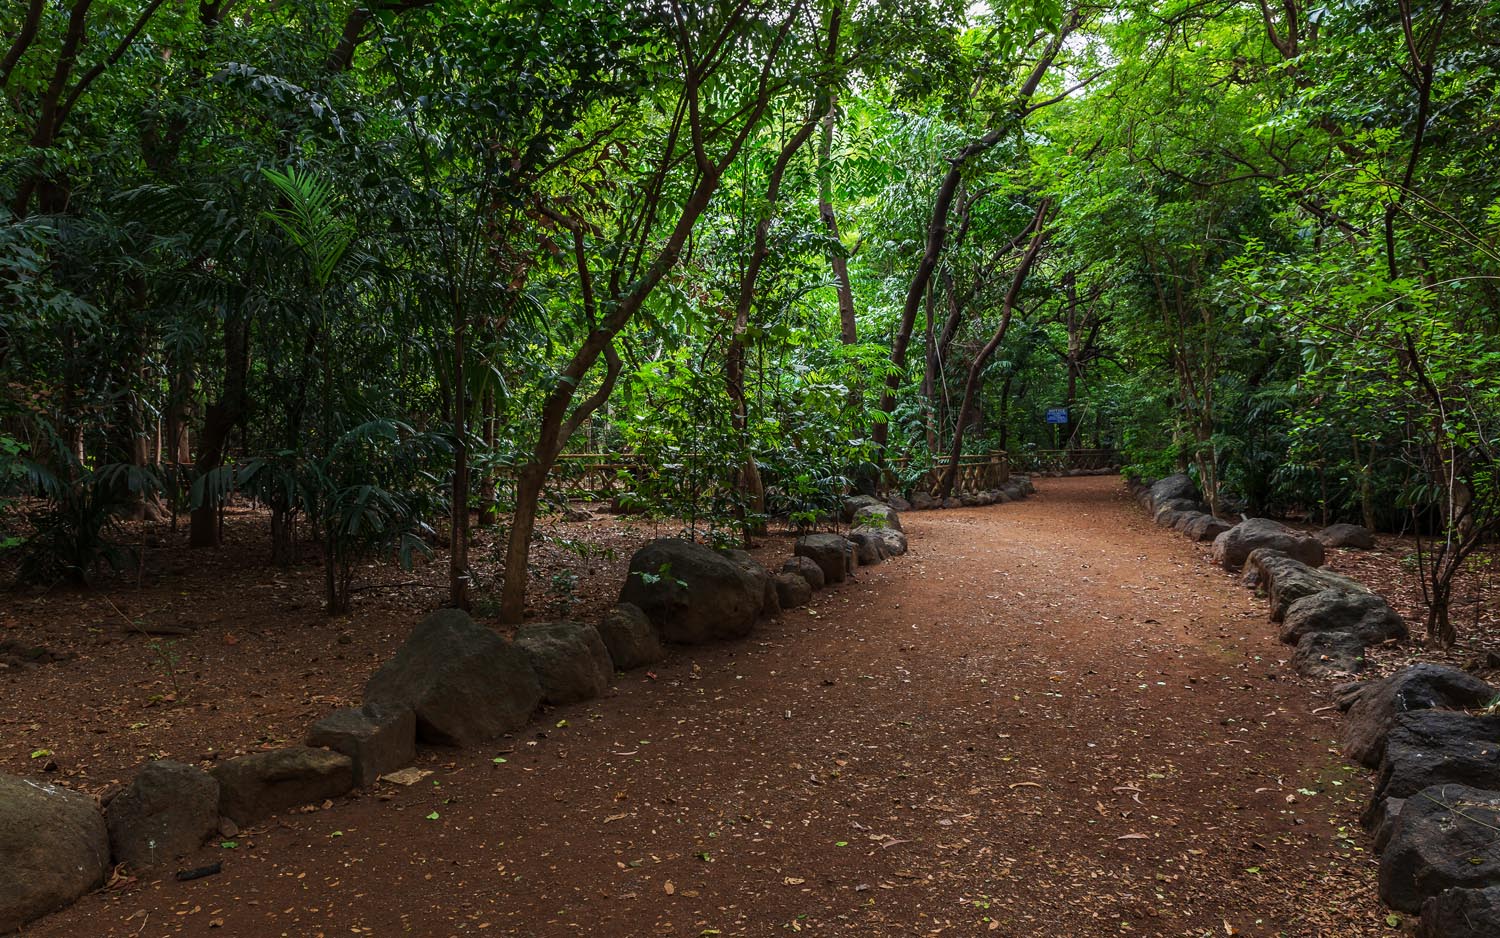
top-left (1011, 448), bottom-right (1120, 473)
top-left (892, 452), bottom-right (1011, 497)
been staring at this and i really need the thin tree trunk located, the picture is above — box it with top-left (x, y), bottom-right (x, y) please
top-left (872, 24), bottom-right (1072, 455)
top-left (937, 202), bottom-right (1050, 498)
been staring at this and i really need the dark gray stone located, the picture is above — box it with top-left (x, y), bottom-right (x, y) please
top-left (1213, 518), bottom-right (1326, 570)
top-left (1280, 589), bottom-right (1408, 644)
top-left (211, 747), bottom-right (354, 827)
top-left (1367, 711), bottom-right (1500, 825)
top-left (795, 534), bottom-right (853, 585)
top-left (1147, 473), bottom-right (1199, 509)
top-left (888, 495), bottom-right (912, 512)
top-left (596, 603), bottom-right (663, 670)
top-left (365, 609), bottom-right (542, 746)
top-left (1380, 784), bottom-right (1500, 912)
top-left (1317, 523), bottom-right (1376, 549)
top-left (911, 491), bottom-right (938, 510)
top-left (1182, 513), bottom-right (1234, 543)
top-left (942, 497), bottom-right (963, 509)
top-left (840, 495), bottom-right (885, 523)
top-left (619, 538), bottom-right (762, 644)
top-left (106, 760), bottom-right (218, 870)
top-left (720, 548), bottom-right (777, 620)
top-left (774, 572), bottom-right (813, 609)
top-left (0, 775), bottom-right (109, 932)
top-left (1342, 664), bottom-right (1497, 768)
top-left (1372, 797), bottom-right (1404, 852)
top-left (1292, 631), bottom-right (1366, 677)
top-left (851, 524), bottom-right (907, 559)
top-left (1243, 549), bottom-right (1364, 621)
top-left (848, 529), bottom-right (887, 565)
top-left (514, 621), bottom-right (613, 704)
top-left (306, 703), bottom-right (416, 788)
top-left (780, 556), bottom-right (825, 591)
top-left (1418, 885), bottom-right (1500, 938)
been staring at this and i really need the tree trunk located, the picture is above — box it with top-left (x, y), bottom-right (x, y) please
top-left (872, 24), bottom-right (1072, 455)
top-left (937, 203), bottom-right (1050, 498)
top-left (450, 302), bottom-right (470, 610)
top-left (190, 311), bottom-right (250, 548)
top-left (477, 387), bottom-right (498, 527)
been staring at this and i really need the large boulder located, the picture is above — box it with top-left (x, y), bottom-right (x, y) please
top-left (795, 534), bottom-right (854, 585)
top-left (1342, 664), bottom-right (1497, 768)
top-left (106, 760), bottom-right (218, 871)
top-left (1243, 549), bottom-right (1362, 621)
top-left (1280, 589), bottom-right (1408, 645)
top-left (1418, 886), bottom-right (1500, 938)
top-left (781, 556), bottom-right (825, 591)
top-left (619, 538), bottom-right (762, 644)
top-left (514, 621), bottom-right (613, 704)
top-left (887, 494), bottom-right (913, 512)
top-left (1213, 518), bottom-right (1326, 570)
top-left (0, 775), bottom-right (109, 932)
top-left (1380, 784), bottom-right (1500, 912)
top-left (910, 491), bottom-right (938, 511)
top-left (595, 603), bottom-right (663, 670)
top-left (1317, 523), bottom-right (1376, 550)
top-left (1147, 474), bottom-right (1199, 509)
top-left (212, 747), bottom-right (354, 827)
top-left (1292, 631), bottom-right (1366, 677)
top-left (365, 609), bottom-right (542, 746)
top-left (306, 703), bottom-right (416, 788)
top-left (774, 572), bottom-right (813, 609)
top-left (1367, 711), bottom-right (1500, 824)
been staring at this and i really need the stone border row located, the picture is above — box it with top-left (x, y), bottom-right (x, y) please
top-left (1129, 473), bottom-right (1500, 936)
top-left (0, 480), bottom-right (1042, 933)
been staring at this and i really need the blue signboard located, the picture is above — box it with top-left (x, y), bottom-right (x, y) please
top-left (1044, 407), bottom-right (1069, 424)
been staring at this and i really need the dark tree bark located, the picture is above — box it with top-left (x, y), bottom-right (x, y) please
top-left (937, 201), bottom-right (1050, 498)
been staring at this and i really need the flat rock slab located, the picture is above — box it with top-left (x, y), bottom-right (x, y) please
top-left (514, 621), bottom-right (613, 704)
top-left (1367, 710), bottom-right (1500, 824)
top-left (596, 603), bottom-right (663, 670)
top-left (0, 774), bottom-right (110, 933)
top-left (306, 703), bottom-right (416, 789)
top-left (213, 747), bottom-right (354, 826)
top-left (1380, 784), bottom-right (1500, 912)
top-left (1418, 885), bottom-right (1500, 938)
top-left (1182, 513), bottom-right (1234, 542)
top-left (619, 539), bottom-right (763, 644)
top-left (1244, 549), bottom-right (1369, 622)
top-left (1317, 523), bottom-right (1376, 549)
top-left (1343, 664), bottom-right (1497, 768)
top-left (1214, 518), bottom-right (1325, 570)
top-left (106, 760), bottom-right (219, 870)
top-left (1280, 589), bottom-right (1407, 644)
top-left (365, 609), bottom-right (542, 746)
top-left (1292, 631), bottom-right (1366, 677)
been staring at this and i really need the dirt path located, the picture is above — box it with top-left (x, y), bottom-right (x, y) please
top-left (32, 477), bottom-right (1386, 937)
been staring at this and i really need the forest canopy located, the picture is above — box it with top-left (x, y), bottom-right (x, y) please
top-left (2, 0), bottom-right (1497, 645)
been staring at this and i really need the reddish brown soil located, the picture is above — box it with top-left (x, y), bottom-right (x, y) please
top-left (13, 477), bottom-right (1396, 937)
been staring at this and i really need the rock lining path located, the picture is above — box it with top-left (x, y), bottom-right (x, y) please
top-left (34, 476), bottom-right (1383, 937)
